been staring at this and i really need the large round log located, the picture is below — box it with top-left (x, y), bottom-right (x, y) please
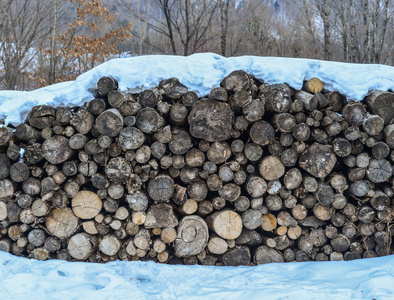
top-left (363, 90), bottom-right (394, 125)
top-left (207, 210), bottom-right (242, 239)
top-left (220, 70), bottom-right (251, 92)
top-left (29, 105), bottom-right (56, 129)
top-left (68, 233), bottom-right (94, 260)
top-left (105, 157), bottom-right (132, 183)
top-left (250, 120), bottom-right (275, 146)
top-left (70, 108), bottom-right (94, 134)
top-left (147, 174), bottom-right (174, 202)
top-left (174, 215), bottom-right (209, 257)
top-left (46, 208), bottom-right (79, 238)
top-left (42, 135), bottom-right (74, 164)
top-left (188, 99), bottom-right (234, 142)
top-left (259, 155), bottom-right (285, 181)
top-left (136, 108), bottom-right (165, 134)
top-left (95, 109), bottom-right (124, 137)
top-left (72, 191), bottom-right (102, 220)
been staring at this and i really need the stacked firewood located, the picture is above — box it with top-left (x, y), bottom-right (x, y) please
top-left (0, 71), bottom-right (393, 266)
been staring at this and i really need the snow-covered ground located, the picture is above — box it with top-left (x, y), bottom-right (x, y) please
top-left (0, 53), bottom-right (394, 125)
top-left (1, 251), bottom-right (394, 299)
top-left (0, 54), bottom-right (394, 299)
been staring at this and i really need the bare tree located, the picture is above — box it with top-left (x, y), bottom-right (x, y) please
top-left (0, 0), bottom-right (50, 90)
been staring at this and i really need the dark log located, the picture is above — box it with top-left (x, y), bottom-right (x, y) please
top-left (218, 183), bottom-right (241, 202)
top-left (332, 138), bottom-right (352, 157)
top-left (0, 154), bottom-right (11, 179)
top-left (260, 83), bottom-right (292, 113)
top-left (105, 157), bottom-right (132, 183)
top-left (96, 108), bottom-right (124, 137)
top-left (207, 142), bottom-right (231, 164)
top-left (233, 116), bottom-right (249, 131)
top-left (342, 102), bottom-right (366, 126)
top-left (265, 195), bottom-right (282, 211)
top-left (372, 142), bottom-right (390, 159)
top-left (223, 247), bottom-right (251, 266)
top-left (188, 99), bottom-right (233, 142)
top-left (10, 162), bottom-right (29, 182)
top-left (367, 159), bottom-right (392, 183)
top-left (169, 103), bottom-right (189, 127)
top-left (209, 87), bottom-right (228, 102)
top-left (198, 200), bottom-right (213, 216)
top-left (384, 124), bottom-right (394, 148)
top-left (87, 98), bottom-right (106, 115)
top-left (187, 180), bottom-right (208, 201)
top-left (185, 149), bottom-right (205, 167)
top-left (294, 90), bottom-right (318, 111)
top-left (70, 108), bottom-right (94, 135)
top-left (242, 99), bottom-right (265, 122)
top-left (281, 149), bottom-right (298, 167)
top-left (254, 245), bottom-right (284, 264)
top-left (299, 143), bottom-right (337, 178)
top-left (169, 130), bottom-right (192, 155)
top-left (245, 176), bottom-right (267, 198)
top-left (97, 76), bottom-right (118, 96)
top-left (250, 120), bottom-right (275, 146)
top-left (0, 127), bottom-right (14, 147)
top-left (316, 183), bottom-right (334, 206)
top-left (363, 90), bottom-right (394, 125)
top-left (323, 91), bottom-right (344, 112)
top-left (15, 124), bottom-right (40, 141)
top-left (69, 134), bottom-right (88, 150)
top-left (242, 209), bottom-right (263, 230)
top-left (147, 174), bottom-right (174, 202)
top-left (244, 143), bottom-right (263, 162)
top-left (42, 135), bottom-right (74, 164)
top-left (29, 105), bottom-right (56, 129)
top-left (363, 114), bottom-right (384, 136)
top-left (160, 78), bottom-right (188, 100)
top-left (283, 168), bottom-right (302, 190)
top-left (181, 91), bottom-right (198, 107)
top-left (220, 70), bottom-right (251, 92)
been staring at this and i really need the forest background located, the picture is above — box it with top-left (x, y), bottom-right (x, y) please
top-left (0, 0), bottom-right (392, 91)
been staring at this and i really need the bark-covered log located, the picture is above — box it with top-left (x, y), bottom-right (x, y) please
top-left (363, 91), bottom-right (394, 125)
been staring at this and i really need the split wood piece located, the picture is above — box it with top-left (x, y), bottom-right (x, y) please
top-left (174, 215), bottom-right (209, 257)
top-left (144, 203), bottom-right (178, 228)
top-left (299, 143), bottom-right (337, 178)
top-left (136, 108), bottom-right (165, 134)
top-left (68, 233), bottom-right (94, 260)
top-left (220, 70), bottom-right (251, 93)
top-left (99, 235), bottom-right (121, 256)
top-left (105, 157), bottom-right (132, 183)
top-left (188, 99), bottom-right (234, 142)
top-left (250, 120), bottom-right (275, 146)
top-left (147, 174), bottom-right (174, 202)
top-left (72, 191), bottom-right (102, 219)
top-left (302, 78), bottom-right (323, 93)
top-left (207, 210), bottom-right (242, 240)
top-left (82, 221), bottom-right (98, 235)
top-left (363, 90), bottom-right (394, 125)
top-left (261, 213), bottom-right (277, 232)
top-left (259, 155), bottom-right (285, 181)
top-left (222, 247), bottom-right (251, 266)
top-left (254, 245), bottom-right (284, 264)
top-left (42, 135), bottom-right (74, 164)
top-left (342, 102), bottom-right (366, 126)
top-left (95, 109), bottom-right (124, 137)
top-left (28, 105), bottom-right (56, 129)
top-left (294, 90), bottom-right (318, 111)
top-left (260, 83), bottom-right (293, 113)
top-left (236, 229), bottom-right (262, 246)
top-left (97, 76), bottom-right (118, 96)
top-left (46, 208), bottom-right (79, 238)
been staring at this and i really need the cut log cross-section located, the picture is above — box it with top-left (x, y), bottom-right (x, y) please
top-left (174, 215), bottom-right (209, 257)
top-left (207, 210), bottom-right (242, 240)
top-left (46, 208), bottom-right (79, 238)
top-left (299, 143), bottom-right (337, 178)
top-left (72, 191), bottom-right (103, 219)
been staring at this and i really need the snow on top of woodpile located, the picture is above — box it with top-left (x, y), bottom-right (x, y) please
top-left (0, 52), bottom-right (393, 126)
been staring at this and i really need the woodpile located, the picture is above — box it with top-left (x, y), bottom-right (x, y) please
top-left (0, 73), bottom-right (393, 266)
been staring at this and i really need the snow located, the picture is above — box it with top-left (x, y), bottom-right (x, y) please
top-left (1, 251), bottom-right (394, 299)
top-left (0, 53), bottom-right (393, 126)
top-left (0, 53), bottom-right (394, 298)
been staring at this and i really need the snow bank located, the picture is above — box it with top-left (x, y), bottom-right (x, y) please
top-left (1, 53), bottom-right (393, 125)
top-left (0, 251), bottom-right (394, 299)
